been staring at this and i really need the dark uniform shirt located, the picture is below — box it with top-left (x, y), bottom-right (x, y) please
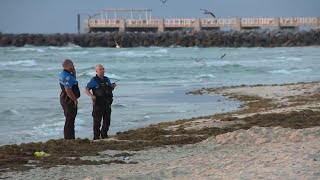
top-left (59, 70), bottom-right (78, 89)
top-left (59, 70), bottom-right (80, 101)
top-left (85, 75), bottom-right (113, 106)
top-left (85, 76), bottom-right (111, 90)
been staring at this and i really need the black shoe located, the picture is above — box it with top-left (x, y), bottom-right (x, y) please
top-left (102, 135), bottom-right (108, 139)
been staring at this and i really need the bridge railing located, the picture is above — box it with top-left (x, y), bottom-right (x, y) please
top-left (241, 18), bottom-right (276, 27)
top-left (280, 17), bottom-right (318, 27)
top-left (89, 19), bottom-right (121, 27)
top-left (164, 19), bottom-right (195, 27)
top-left (201, 18), bottom-right (236, 27)
top-left (125, 19), bottom-right (160, 27)
top-left (88, 17), bottom-right (319, 30)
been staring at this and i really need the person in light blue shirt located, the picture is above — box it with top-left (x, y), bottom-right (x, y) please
top-left (59, 59), bottom-right (80, 139)
top-left (84, 64), bottom-right (116, 140)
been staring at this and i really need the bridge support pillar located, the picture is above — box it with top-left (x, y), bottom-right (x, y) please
top-left (158, 18), bottom-right (164, 32)
top-left (272, 17), bottom-right (280, 30)
top-left (234, 18), bottom-right (241, 31)
top-left (119, 19), bottom-right (126, 33)
top-left (193, 18), bottom-right (201, 31)
top-left (84, 19), bottom-right (90, 33)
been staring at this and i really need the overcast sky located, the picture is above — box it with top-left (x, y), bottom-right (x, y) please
top-left (0, 0), bottom-right (319, 34)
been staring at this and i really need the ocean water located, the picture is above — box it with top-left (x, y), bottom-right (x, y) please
top-left (0, 45), bottom-right (319, 145)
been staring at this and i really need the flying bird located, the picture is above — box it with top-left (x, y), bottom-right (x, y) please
top-left (160, 0), bottom-right (168, 4)
top-left (191, 57), bottom-right (205, 62)
top-left (220, 53), bottom-right (226, 59)
top-left (200, 8), bottom-right (216, 18)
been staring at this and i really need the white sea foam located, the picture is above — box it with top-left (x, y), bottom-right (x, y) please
top-left (45, 67), bottom-right (61, 71)
top-left (26, 117), bottom-right (88, 138)
top-left (112, 103), bottom-right (129, 108)
top-left (269, 69), bottom-right (291, 74)
top-left (66, 42), bottom-right (81, 48)
top-left (33, 121), bottom-right (64, 130)
top-left (77, 70), bottom-right (96, 77)
top-left (28, 66), bottom-right (61, 71)
top-left (0, 60), bottom-right (37, 67)
top-left (261, 59), bottom-right (289, 63)
top-left (291, 68), bottom-right (313, 73)
top-left (153, 49), bottom-right (168, 53)
top-left (116, 50), bottom-right (167, 58)
top-left (277, 56), bottom-right (302, 61)
top-left (108, 73), bottom-right (123, 80)
top-left (268, 68), bottom-right (312, 75)
top-left (44, 43), bottom-right (81, 51)
top-left (99, 49), bottom-right (167, 58)
top-left (196, 74), bottom-right (216, 79)
top-left (117, 51), bottom-right (148, 57)
top-left (0, 109), bottom-right (19, 115)
top-left (77, 71), bottom-right (123, 80)
top-left (11, 47), bottom-right (45, 53)
top-left (66, 51), bottom-right (89, 55)
top-left (47, 46), bottom-right (79, 50)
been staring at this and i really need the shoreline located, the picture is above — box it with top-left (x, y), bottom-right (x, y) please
top-left (1, 81), bottom-right (320, 179)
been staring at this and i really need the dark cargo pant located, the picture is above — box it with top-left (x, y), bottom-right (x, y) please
top-left (60, 95), bottom-right (77, 139)
top-left (92, 104), bottom-right (111, 140)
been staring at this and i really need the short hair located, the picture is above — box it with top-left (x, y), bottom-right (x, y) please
top-left (95, 64), bottom-right (104, 71)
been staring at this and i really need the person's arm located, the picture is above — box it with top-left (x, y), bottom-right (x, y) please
top-left (84, 88), bottom-right (96, 102)
top-left (84, 78), bottom-right (96, 103)
top-left (65, 88), bottom-right (78, 108)
top-left (62, 74), bottom-right (78, 107)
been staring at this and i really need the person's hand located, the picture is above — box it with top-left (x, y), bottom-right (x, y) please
top-left (74, 99), bottom-right (78, 108)
top-left (91, 95), bottom-right (96, 103)
top-left (111, 83), bottom-right (117, 89)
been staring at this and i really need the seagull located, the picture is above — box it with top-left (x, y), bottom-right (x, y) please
top-left (200, 8), bottom-right (216, 18)
top-left (191, 57), bottom-right (205, 62)
top-left (115, 41), bottom-right (120, 48)
top-left (160, 0), bottom-right (168, 4)
top-left (220, 53), bottom-right (226, 59)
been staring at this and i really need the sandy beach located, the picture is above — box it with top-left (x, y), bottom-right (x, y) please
top-left (1, 81), bottom-right (320, 179)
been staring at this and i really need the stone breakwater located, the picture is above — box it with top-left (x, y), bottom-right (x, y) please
top-left (0, 29), bottom-right (319, 47)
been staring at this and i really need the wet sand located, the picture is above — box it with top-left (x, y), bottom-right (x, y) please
top-left (1, 81), bottom-right (320, 179)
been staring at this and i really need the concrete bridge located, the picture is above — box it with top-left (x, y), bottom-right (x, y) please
top-left (83, 9), bottom-right (319, 32)
top-left (85, 17), bottom-right (320, 33)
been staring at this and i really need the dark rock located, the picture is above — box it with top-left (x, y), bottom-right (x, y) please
top-left (0, 29), bottom-right (319, 47)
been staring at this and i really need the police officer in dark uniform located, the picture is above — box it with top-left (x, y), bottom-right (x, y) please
top-left (59, 59), bottom-right (80, 139)
top-left (84, 64), bottom-right (116, 140)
